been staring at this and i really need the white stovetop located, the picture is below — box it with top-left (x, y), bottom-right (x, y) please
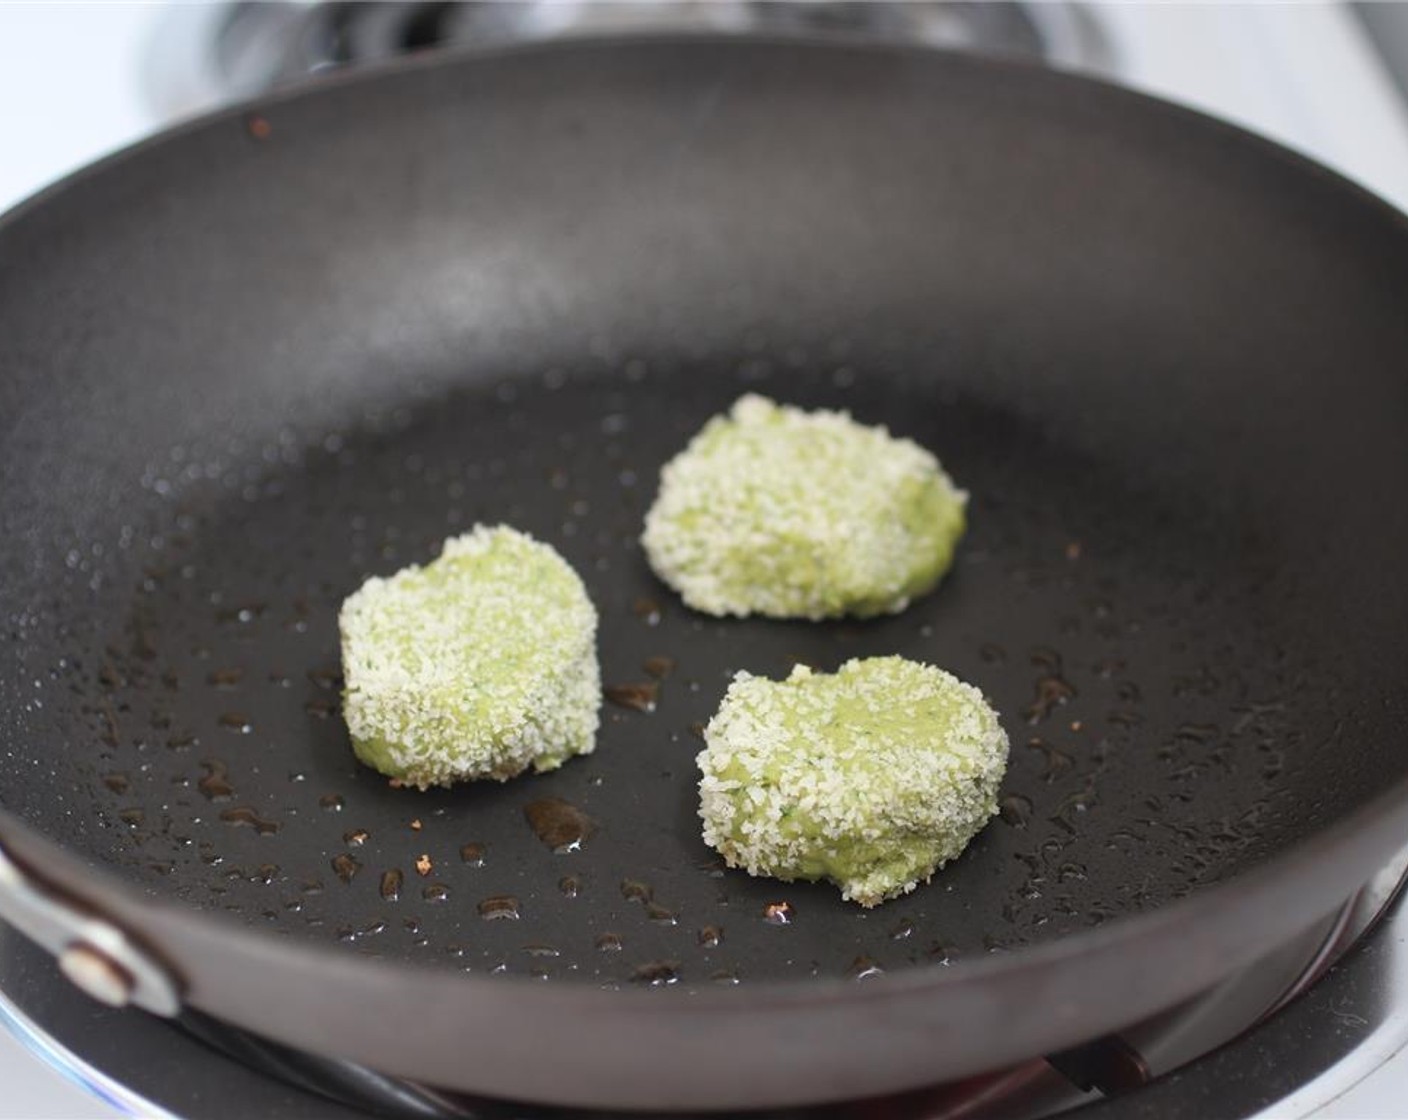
top-left (1, 3), bottom-right (1407, 1118)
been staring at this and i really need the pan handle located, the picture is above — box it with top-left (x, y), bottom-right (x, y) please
top-left (0, 840), bottom-right (180, 1016)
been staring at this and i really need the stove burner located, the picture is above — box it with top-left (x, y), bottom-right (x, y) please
top-left (139, 1), bottom-right (1112, 124)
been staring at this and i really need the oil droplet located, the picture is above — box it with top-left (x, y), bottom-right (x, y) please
top-left (331, 853), bottom-right (361, 884)
top-left (423, 882), bottom-right (450, 903)
top-left (217, 603), bottom-right (266, 625)
top-left (889, 919), bottom-right (914, 941)
top-left (688, 722), bottom-right (707, 741)
top-left (460, 842), bottom-right (486, 866)
top-left (632, 961), bottom-right (679, 986)
top-left (308, 667), bottom-right (342, 691)
top-left (343, 829), bottom-right (370, 847)
top-left (999, 795), bottom-right (1034, 827)
top-left (632, 597), bottom-right (662, 626)
top-left (604, 682), bottom-right (659, 713)
top-left (1095, 657), bottom-right (1125, 679)
top-left (252, 863), bottom-right (279, 885)
top-left (524, 797), bottom-right (597, 853)
top-left (1024, 675), bottom-right (1076, 723)
top-left (220, 807), bottom-right (279, 835)
top-left (337, 921), bottom-right (386, 943)
top-left (596, 933), bottom-right (624, 952)
top-left (380, 868), bottom-right (403, 901)
top-left (698, 925), bottom-right (723, 948)
top-left (1026, 739), bottom-right (1075, 782)
top-left (97, 702), bottom-right (120, 747)
top-left (851, 956), bottom-right (885, 980)
top-left (206, 668), bottom-right (243, 689)
top-left (479, 895), bottom-right (521, 921)
top-left (409, 818), bottom-right (423, 831)
top-left (335, 924), bottom-right (385, 941)
top-left (304, 699), bottom-right (336, 720)
top-left (643, 656), bottom-right (676, 680)
top-left (621, 880), bottom-right (653, 903)
top-left (198, 760), bottom-right (234, 801)
top-left (118, 808), bottom-right (145, 827)
top-left (218, 712), bottom-right (252, 733)
top-left (523, 944), bottom-right (560, 959)
top-left (711, 968), bottom-right (741, 985)
top-left (763, 901), bottom-right (796, 925)
top-left (415, 854), bottom-right (433, 877)
top-left (102, 773), bottom-right (131, 794)
top-left (646, 903), bottom-right (679, 926)
top-left (319, 794), bottom-right (345, 812)
top-left (559, 875), bottom-right (581, 898)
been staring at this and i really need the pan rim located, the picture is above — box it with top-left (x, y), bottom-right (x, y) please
top-left (2, 32), bottom-right (1407, 1098)
top-left (7, 770), bottom-right (1408, 1004)
top-left (4, 31), bottom-right (1407, 239)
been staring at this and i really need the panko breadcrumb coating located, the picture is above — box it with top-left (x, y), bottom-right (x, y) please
top-left (339, 525), bottom-right (600, 789)
top-left (698, 657), bottom-right (1008, 906)
top-left (641, 394), bottom-right (967, 619)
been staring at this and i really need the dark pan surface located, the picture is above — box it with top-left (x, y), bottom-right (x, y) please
top-left (1, 37), bottom-right (1407, 1107)
top-left (21, 365), bottom-right (1345, 984)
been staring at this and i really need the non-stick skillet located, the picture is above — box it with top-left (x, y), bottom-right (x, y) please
top-left (1, 37), bottom-right (1407, 1113)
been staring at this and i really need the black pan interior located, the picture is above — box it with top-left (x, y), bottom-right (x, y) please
top-left (1, 40), bottom-right (1407, 991)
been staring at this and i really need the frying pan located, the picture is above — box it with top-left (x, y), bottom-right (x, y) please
top-left (1, 37), bottom-right (1407, 1113)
